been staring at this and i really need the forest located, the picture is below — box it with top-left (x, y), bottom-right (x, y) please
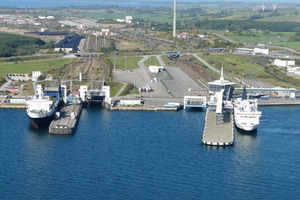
top-left (0, 33), bottom-right (47, 57)
top-left (193, 19), bottom-right (300, 32)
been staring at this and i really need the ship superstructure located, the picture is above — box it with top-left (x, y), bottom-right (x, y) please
top-left (26, 85), bottom-right (61, 127)
top-left (234, 89), bottom-right (262, 132)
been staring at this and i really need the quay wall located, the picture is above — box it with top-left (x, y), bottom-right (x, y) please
top-left (108, 106), bottom-right (180, 111)
top-left (0, 104), bottom-right (26, 109)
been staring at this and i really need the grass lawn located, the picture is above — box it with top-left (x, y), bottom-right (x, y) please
top-left (144, 56), bottom-right (160, 67)
top-left (0, 58), bottom-right (77, 77)
top-left (258, 14), bottom-right (300, 23)
top-left (80, 12), bottom-right (172, 23)
top-left (204, 54), bottom-right (299, 88)
top-left (210, 30), bottom-right (300, 50)
top-left (107, 56), bottom-right (142, 70)
top-left (105, 81), bottom-right (124, 97)
top-left (205, 54), bottom-right (268, 79)
top-left (282, 42), bottom-right (300, 50)
top-left (228, 31), bottom-right (293, 44)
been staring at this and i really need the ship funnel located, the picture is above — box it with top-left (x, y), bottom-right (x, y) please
top-left (242, 87), bottom-right (247, 100)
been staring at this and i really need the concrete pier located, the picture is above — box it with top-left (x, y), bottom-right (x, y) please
top-left (202, 109), bottom-right (234, 146)
top-left (258, 99), bottom-right (300, 106)
top-left (49, 104), bottom-right (83, 134)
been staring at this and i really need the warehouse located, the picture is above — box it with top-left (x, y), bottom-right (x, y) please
top-left (55, 35), bottom-right (84, 53)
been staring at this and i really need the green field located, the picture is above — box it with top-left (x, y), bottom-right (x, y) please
top-left (80, 12), bottom-right (172, 23)
top-left (106, 81), bottom-right (124, 97)
top-left (217, 9), bottom-right (299, 22)
top-left (144, 56), bottom-right (160, 67)
top-left (282, 42), bottom-right (300, 50)
top-left (108, 56), bottom-right (142, 70)
top-left (0, 58), bottom-right (77, 77)
top-left (210, 30), bottom-right (300, 50)
top-left (236, 32), bottom-right (294, 44)
top-left (205, 54), bottom-right (269, 79)
top-left (204, 54), bottom-right (299, 88)
top-left (213, 30), bottom-right (293, 44)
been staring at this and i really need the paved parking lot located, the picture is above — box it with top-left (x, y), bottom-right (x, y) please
top-left (239, 79), bottom-right (274, 88)
top-left (115, 55), bottom-right (204, 98)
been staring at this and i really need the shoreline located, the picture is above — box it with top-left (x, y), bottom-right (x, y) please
top-left (0, 104), bottom-right (26, 109)
top-left (2, 99), bottom-right (300, 110)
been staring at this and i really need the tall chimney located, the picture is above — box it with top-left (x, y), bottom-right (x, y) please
top-left (173, 0), bottom-right (177, 37)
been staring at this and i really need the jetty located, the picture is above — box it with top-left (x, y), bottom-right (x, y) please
top-left (202, 67), bottom-right (235, 146)
top-left (258, 98), bottom-right (300, 106)
top-left (202, 108), bottom-right (234, 146)
top-left (49, 103), bottom-right (83, 134)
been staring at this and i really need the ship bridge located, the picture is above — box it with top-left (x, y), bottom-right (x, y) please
top-left (202, 67), bottom-right (235, 146)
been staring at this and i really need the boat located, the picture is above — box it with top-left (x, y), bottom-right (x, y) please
top-left (233, 89), bottom-right (262, 131)
top-left (26, 85), bottom-right (60, 127)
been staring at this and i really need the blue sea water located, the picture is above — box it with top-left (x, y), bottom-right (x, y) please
top-left (0, 0), bottom-right (171, 8)
top-left (0, 0), bottom-right (298, 8)
top-left (0, 106), bottom-right (300, 199)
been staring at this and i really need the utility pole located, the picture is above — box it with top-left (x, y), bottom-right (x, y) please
top-left (125, 53), bottom-right (127, 71)
top-left (113, 51), bottom-right (116, 82)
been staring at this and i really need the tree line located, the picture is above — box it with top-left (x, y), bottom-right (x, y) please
top-left (0, 32), bottom-right (47, 57)
top-left (192, 19), bottom-right (300, 32)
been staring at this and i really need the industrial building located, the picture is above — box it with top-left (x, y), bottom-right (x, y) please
top-left (273, 59), bottom-right (295, 68)
top-left (235, 47), bottom-right (269, 55)
top-left (54, 35), bottom-right (85, 53)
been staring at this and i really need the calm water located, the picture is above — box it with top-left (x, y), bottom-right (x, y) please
top-left (0, 0), bottom-right (297, 8)
top-left (0, 0), bottom-right (171, 8)
top-left (0, 106), bottom-right (300, 199)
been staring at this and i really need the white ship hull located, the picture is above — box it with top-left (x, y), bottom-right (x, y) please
top-left (26, 98), bottom-right (59, 127)
top-left (233, 98), bottom-right (262, 132)
top-left (234, 117), bottom-right (259, 131)
top-left (27, 108), bottom-right (55, 119)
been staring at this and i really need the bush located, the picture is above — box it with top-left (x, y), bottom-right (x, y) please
top-left (37, 74), bottom-right (46, 81)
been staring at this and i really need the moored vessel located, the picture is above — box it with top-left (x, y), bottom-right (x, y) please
top-left (26, 85), bottom-right (61, 127)
top-left (234, 89), bottom-right (262, 132)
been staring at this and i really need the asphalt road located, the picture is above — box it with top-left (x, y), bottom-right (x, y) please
top-left (115, 55), bottom-right (205, 99)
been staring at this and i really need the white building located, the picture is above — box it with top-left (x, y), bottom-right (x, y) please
top-left (254, 47), bottom-right (269, 55)
top-left (286, 66), bottom-right (300, 76)
top-left (32, 71), bottom-right (42, 81)
top-left (116, 19), bottom-right (126, 23)
top-left (125, 16), bottom-right (133, 24)
top-left (46, 16), bottom-right (55, 19)
top-left (235, 48), bottom-right (254, 54)
top-left (116, 16), bottom-right (133, 24)
top-left (149, 66), bottom-right (164, 73)
top-left (273, 59), bottom-right (295, 68)
top-left (177, 32), bottom-right (190, 39)
top-left (93, 30), bottom-right (114, 37)
top-left (102, 28), bottom-right (110, 32)
top-left (40, 28), bottom-right (49, 32)
top-left (120, 99), bottom-right (143, 106)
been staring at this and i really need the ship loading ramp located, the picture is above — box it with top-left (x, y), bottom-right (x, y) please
top-left (183, 96), bottom-right (206, 110)
top-left (202, 108), bottom-right (234, 146)
top-left (202, 89), bottom-right (234, 146)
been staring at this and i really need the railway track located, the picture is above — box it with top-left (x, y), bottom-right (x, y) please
top-left (55, 56), bottom-right (108, 90)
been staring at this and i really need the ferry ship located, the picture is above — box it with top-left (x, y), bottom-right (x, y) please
top-left (26, 85), bottom-right (61, 127)
top-left (233, 89), bottom-right (262, 132)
